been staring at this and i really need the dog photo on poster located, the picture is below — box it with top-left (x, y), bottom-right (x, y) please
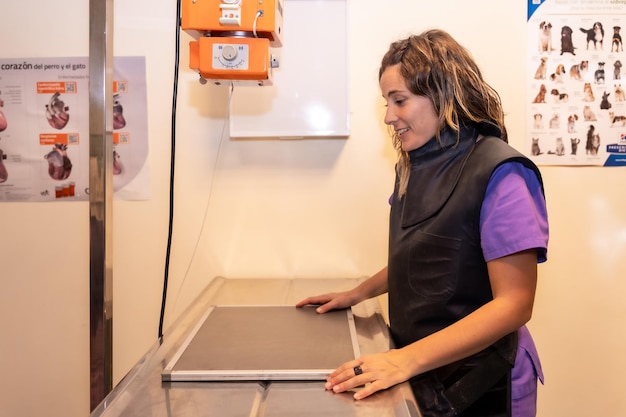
top-left (527, 0), bottom-right (626, 166)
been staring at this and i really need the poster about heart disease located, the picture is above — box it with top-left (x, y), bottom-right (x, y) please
top-left (0, 56), bottom-right (149, 202)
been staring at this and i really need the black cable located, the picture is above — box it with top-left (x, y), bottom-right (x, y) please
top-left (158, 0), bottom-right (181, 340)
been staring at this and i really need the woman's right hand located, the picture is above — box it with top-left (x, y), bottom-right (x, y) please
top-left (296, 267), bottom-right (389, 313)
top-left (295, 290), bottom-right (359, 314)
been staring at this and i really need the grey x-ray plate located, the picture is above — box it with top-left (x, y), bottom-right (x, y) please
top-left (162, 306), bottom-right (360, 382)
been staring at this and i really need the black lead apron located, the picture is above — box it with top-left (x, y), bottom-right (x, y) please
top-left (387, 126), bottom-right (543, 417)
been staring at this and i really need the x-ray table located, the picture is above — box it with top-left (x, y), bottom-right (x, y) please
top-left (89, 277), bottom-right (421, 417)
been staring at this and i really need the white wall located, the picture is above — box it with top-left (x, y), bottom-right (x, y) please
top-left (0, 1), bottom-right (625, 417)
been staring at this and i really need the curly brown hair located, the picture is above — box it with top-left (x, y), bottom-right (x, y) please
top-left (379, 29), bottom-right (507, 196)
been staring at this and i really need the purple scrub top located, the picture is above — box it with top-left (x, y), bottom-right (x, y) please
top-left (481, 161), bottom-right (547, 417)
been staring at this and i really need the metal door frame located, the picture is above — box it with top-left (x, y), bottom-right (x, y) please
top-left (89, 0), bottom-right (114, 410)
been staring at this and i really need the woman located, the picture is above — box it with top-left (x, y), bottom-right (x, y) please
top-left (297, 29), bottom-right (548, 417)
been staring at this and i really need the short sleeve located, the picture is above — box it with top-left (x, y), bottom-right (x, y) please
top-left (480, 162), bottom-right (549, 263)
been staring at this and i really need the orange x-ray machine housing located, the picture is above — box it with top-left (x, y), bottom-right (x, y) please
top-left (182, 0), bottom-right (284, 86)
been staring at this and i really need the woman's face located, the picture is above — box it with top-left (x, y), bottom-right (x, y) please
top-left (380, 64), bottom-right (438, 152)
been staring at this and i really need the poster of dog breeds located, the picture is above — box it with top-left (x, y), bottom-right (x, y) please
top-left (528, 0), bottom-right (626, 166)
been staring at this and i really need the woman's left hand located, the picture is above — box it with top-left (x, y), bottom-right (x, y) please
top-left (325, 349), bottom-right (414, 400)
